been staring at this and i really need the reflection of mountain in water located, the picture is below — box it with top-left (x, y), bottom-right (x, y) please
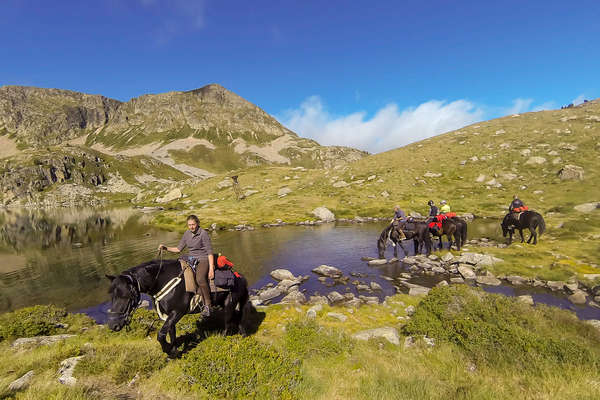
top-left (0, 208), bottom-right (152, 251)
top-left (0, 207), bottom-right (170, 313)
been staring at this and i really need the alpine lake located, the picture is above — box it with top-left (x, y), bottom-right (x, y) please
top-left (1, 207), bottom-right (598, 321)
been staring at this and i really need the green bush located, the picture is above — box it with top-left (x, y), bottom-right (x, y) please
top-left (284, 320), bottom-right (353, 358)
top-left (404, 285), bottom-right (600, 370)
top-left (182, 335), bottom-right (302, 399)
top-left (0, 305), bottom-right (67, 341)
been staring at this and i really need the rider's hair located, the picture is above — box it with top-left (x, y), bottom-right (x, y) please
top-left (187, 215), bottom-right (200, 225)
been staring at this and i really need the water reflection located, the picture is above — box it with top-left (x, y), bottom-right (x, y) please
top-left (0, 210), bottom-right (597, 322)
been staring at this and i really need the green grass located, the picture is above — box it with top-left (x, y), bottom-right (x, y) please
top-left (2, 294), bottom-right (600, 399)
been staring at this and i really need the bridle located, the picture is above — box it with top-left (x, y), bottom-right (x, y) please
top-left (107, 250), bottom-right (164, 326)
top-left (107, 273), bottom-right (142, 326)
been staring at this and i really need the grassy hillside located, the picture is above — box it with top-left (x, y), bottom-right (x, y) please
top-left (147, 100), bottom-right (600, 282)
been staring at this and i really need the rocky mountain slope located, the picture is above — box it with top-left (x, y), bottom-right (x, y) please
top-left (0, 84), bottom-right (366, 206)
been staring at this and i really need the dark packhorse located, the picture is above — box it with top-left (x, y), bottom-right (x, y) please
top-left (377, 220), bottom-right (432, 258)
top-left (450, 217), bottom-right (468, 250)
top-left (106, 258), bottom-right (249, 358)
top-left (429, 218), bottom-right (461, 251)
top-left (501, 211), bottom-right (546, 245)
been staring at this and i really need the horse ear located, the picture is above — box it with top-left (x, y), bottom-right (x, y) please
top-left (106, 274), bottom-right (116, 281)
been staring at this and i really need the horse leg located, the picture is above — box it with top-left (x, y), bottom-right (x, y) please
top-left (393, 240), bottom-right (398, 258)
top-left (158, 310), bottom-right (186, 358)
top-left (519, 229), bottom-right (525, 243)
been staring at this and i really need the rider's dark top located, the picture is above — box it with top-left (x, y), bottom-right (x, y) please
top-left (178, 228), bottom-right (213, 259)
top-left (428, 206), bottom-right (438, 217)
top-left (509, 199), bottom-right (524, 212)
top-left (394, 209), bottom-right (406, 221)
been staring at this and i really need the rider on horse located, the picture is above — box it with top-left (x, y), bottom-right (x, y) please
top-left (440, 200), bottom-right (450, 214)
top-left (158, 215), bottom-right (214, 317)
top-left (508, 195), bottom-right (528, 224)
top-left (427, 200), bottom-right (442, 234)
top-left (392, 205), bottom-right (407, 240)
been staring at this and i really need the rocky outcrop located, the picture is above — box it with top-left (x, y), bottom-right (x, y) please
top-left (558, 164), bottom-right (584, 180)
top-left (0, 150), bottom-right (108, 205)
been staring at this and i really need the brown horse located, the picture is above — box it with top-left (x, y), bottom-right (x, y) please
top-left (429, 218), bottom-right (461, 251)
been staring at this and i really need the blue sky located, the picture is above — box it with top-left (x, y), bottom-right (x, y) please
top-left (2, 0), bottom-right (599, 152)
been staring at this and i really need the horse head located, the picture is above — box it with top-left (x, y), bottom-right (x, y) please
top-left (106, 274), bottom-right (141, 332)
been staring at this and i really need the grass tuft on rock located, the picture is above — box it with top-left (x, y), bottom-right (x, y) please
top-left (182, 334), bottom-right (302, 399)
top-left (404, 285), bottom-right (600, 371)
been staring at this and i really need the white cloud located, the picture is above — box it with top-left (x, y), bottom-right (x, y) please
top-left (279, 96), bottom-right (484, 154)
top-left (505, 98), bottom-right (534, 115)
top-left (572, 94), bottom-right (586, 106)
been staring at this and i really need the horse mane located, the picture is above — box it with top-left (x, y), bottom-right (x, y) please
top-left (124, 258), bottom-right (179, 275)
top-left (378, 224), bottom-right (393, 243)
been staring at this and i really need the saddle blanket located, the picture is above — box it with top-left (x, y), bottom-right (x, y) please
top-left (428, 222), bottom-right (442, 230)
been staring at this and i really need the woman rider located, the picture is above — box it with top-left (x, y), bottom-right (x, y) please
top-left (158, 215), bottom-right (214, 317)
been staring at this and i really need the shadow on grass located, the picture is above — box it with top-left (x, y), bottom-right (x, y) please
top-left (175, 303), bottom-right (266, 357)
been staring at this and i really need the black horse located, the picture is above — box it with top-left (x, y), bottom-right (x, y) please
top-left (501, 211), bottom-right (546, 245)
top-left (106, 258), bottom-right (249, 358)
top-left (377, 220), bottom-right (432, 259)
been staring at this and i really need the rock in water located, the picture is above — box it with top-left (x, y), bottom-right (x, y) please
top-left (270, 269), bottom-right (295, 281)
top-left (312, 265), bottom-right (343, 278)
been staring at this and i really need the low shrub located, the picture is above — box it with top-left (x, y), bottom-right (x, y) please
top-left (0, 305), bottom-right (67, 341)
top-left (182, 335), bottom-right (302, 399)
top-left (404, 285), bottom-right (600, 371)
top-left (284, 320), bottom-right (353, 358)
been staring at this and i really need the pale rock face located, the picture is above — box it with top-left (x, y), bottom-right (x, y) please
top-left (558, 164), bottom-right (584, 180)
top-left (312, 206), bottom-right (335, 222)
top-left (525, 156), bottom-right (546, 165)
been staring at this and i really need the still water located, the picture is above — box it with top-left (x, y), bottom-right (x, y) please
top-left (0, 207), bottom-right (597, 320)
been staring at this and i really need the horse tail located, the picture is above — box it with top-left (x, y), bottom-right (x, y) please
top-left (538, 214), bottom-right (546, 236)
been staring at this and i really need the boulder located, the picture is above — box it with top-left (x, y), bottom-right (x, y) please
top-left (368, 259), bottom-right (388, 265)
top-left (332, 181), bottom-right (349, 188)
top-left (312, 265), bottom-right (343, 278)
top-left (312, 207), bottom-right (335, 222)
top-left (518, 295), bottom-right (534, 305)
top-left (458, 265), bottom-right (476, 280)
top-left (352, 327), bottom-right (400, 345)
top-left (12, 334), bottom-right (76, 348)
top-left (258, 287), bottom-right (283, 302)
top-left (558, 164), bottom-right (584, 180)
top-left (155, 188), bottom-right (182, 203)
top-left (8, 371), bottom-right (34, 392)
top-left (308, 295), bottom-right (329, 305)
top-left (546, 281), bottom-right (566, 291)
top-left (270, 269), bottom-right (295, 281)
top-left (327, 291), bottom-right (345, 304)
top-left (475, 275), bottom-right (501, 286)
top-left (574, 202), bottom-right (599, 213)
top-left (280, 291), bottom-right (306, 305)
top-left (58, 356), bottom-right (84, 386)
top-left (278, 187), bottom-right (292, 196)
top-left (370, 282), bottom-right (383, 291)
top-left (568, 291), bottom-right (587, 305)
top-left (409, 286), bottom-right (430, 296)
top-left (327, 312), bottom-right (347, 322)
top-left (525, 156), bottom-right (546, 165)
top-left (276, 279), bottom-right (300, 292)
